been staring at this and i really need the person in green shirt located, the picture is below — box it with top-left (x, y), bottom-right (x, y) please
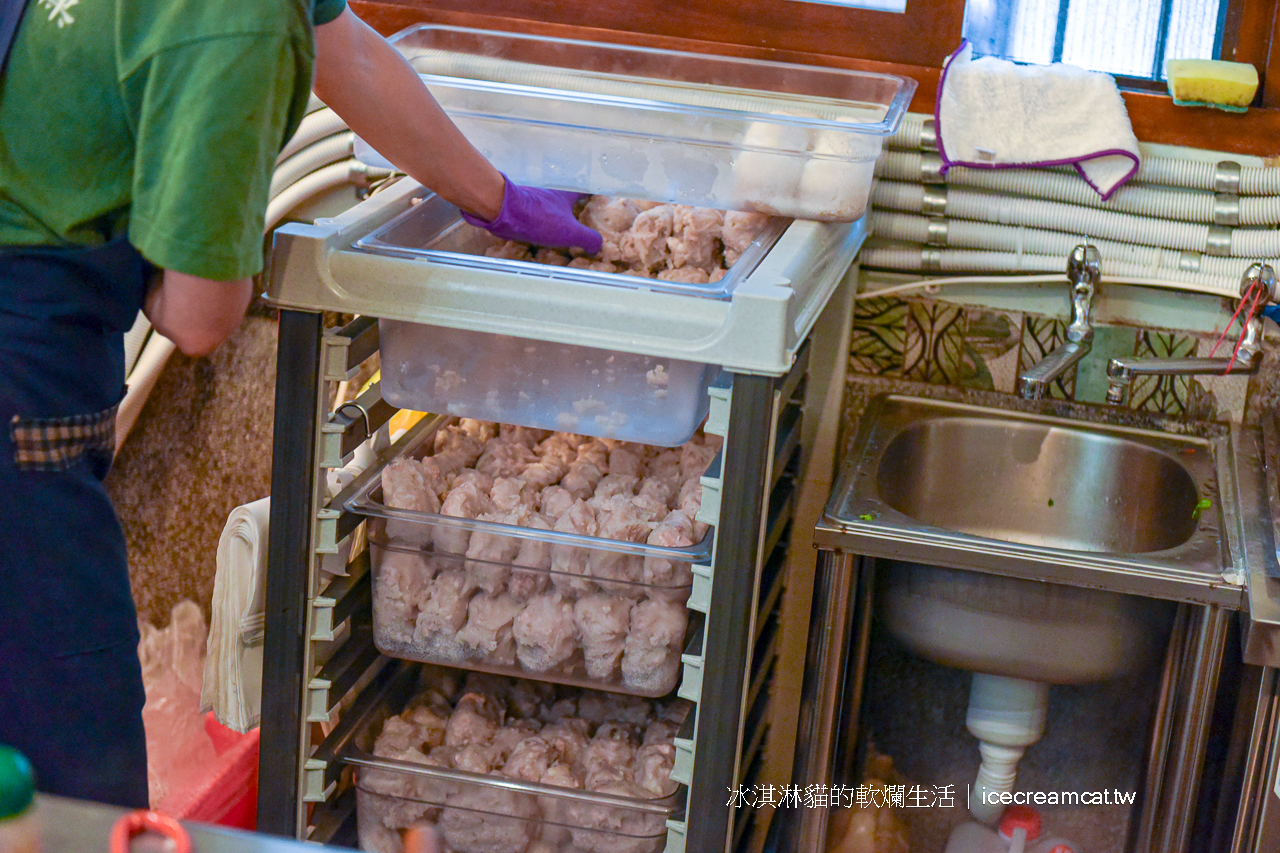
top-left (0, 0), bottom-right (600, 808)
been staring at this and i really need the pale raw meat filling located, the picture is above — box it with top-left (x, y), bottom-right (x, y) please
top-left (375, 420), bottom-right (723, 694)
top-left (360, 672), bottom-right (689, 853)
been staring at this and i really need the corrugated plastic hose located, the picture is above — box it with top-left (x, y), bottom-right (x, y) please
top-left (269, 132), bottom-right (355, 202)
top-left (877, 149), bottom-right (1280, 227)
top-left (859, 247), bottom-right (1240, 296)
top-left (869, 211), bottom-right (1250, 284)
top-left (265, 159), bottom-right (393, 233)
top-left (277, 108), bottom-right (349, 164)
top-left (872, 180), bottom-right (1217, 253)
top-left (889, 111), bottom-right (1280, 196)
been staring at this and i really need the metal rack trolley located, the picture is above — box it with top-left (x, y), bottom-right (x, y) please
top-left (257, 177), bottom-right (866, 853)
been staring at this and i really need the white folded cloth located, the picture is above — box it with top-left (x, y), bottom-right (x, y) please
top-left (202, 497), bottom-right (270, 733)
top-left (935, 41), bottom-right (1140, 200)
top-left (201, 439), bottom-right (381, 732)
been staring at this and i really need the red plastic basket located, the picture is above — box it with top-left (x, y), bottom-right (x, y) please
top-left (154, 714), bottom-right (259, 830)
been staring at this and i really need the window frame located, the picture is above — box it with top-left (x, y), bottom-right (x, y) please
top-left (349, 0), bottom-right (1280, 158)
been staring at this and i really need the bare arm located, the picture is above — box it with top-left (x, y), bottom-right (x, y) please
top-left (144, 271), bottom-right (254, 357)
top-left (312, 8), bottom-right (504, 220)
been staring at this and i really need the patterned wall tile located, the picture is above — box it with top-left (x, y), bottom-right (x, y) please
top-left (964, 309), bottom-right (1021, 393)
top-left (850, 295), bottom-right (909, 376)
top-left (1018, 315), bottom-right (1075, 400)
top-left (903, 300), bottom-right (968, 385)
top-left (1127, 330), bottom-right (1199, 417)
top-left (847, 292), bottom-right (1254, 423)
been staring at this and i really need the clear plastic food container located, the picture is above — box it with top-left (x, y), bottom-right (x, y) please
top-left (353, 191), bottom-right (789, 301)
top-left (347, 422), bottom-right (713, 697)
top-left (377, 319), bottom-right (721, 448)
top-left (344, 665), bottom-right (687, 853)
top-left (355, 25), bottom-right (917, 221)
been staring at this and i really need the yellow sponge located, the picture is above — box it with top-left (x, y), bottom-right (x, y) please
top-left (1166, 59), bottom-right (1259, 112)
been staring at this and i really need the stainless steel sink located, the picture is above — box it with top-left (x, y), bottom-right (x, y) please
top-left (875, 413), bottom-right (1202, 554)
top-left (821, 393), bottom-right (1245, 607)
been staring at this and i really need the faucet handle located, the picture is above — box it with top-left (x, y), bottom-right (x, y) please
top-left (1067, 244), bottom-right (1102, 287)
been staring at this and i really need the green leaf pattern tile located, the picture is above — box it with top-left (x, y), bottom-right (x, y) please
top-left (851, 297), bottom-right (1022, 391)
top-left (903, 301), bottom-right (968, 385)
top-left (963, 309), bottom-right (1021, 393)
top-left (847, 293), bottom-right (1247, 420)
top-left (850, 295), bottom-right (909, 376)
top-left (1018, 315), bottom-right (1075, 399)
top-left (1128, 330), bottom-right (1198, 416)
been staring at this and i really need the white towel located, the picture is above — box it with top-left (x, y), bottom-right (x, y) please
top-left (935, 41), bottom-right (1140, 200)
top-left (200, 440), bottom-right (381, 732)
top-left (202, 497), bottom-right (270, 733)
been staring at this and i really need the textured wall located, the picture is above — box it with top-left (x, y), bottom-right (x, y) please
top-left (107, 309), bottom-right (279, 628)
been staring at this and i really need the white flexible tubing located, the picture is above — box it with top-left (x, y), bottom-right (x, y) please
top-left (860, 273), bottom-right (1066, 299)
top-left (269, 132), bottom-right (355, 202)
top-left (266, 161), bottom-right (358, 232)
top-left (872, 211), bottom-right (1162, 264)
top-left (122, 310), bottom-right (153, 376)
top-left (877, 150), bottom-right (1219, 222)
top-left (277, 108), bottom-right (348, 164)
top-left (869, 212), bottom-right (1260, 280)
top-left (873, 180), bottom-right (1215, 252)
top-left (878, 150), bottom-right (1280, 227)
top-left (860, 246), bottom-right (1239, 295)
top-left (266, 160), bottom-right (395, 233)
top-left (887, 111), bottom-right (1280, 196)
top-left (888, 112), bottom-right (930, 149)
top-left (115, 332), bottom-right (179, 456)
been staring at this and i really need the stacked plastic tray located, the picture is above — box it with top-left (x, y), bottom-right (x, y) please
top-left (343, 418), bottom-right (719, 853)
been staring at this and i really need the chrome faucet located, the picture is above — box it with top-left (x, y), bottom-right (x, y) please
top-left (1016, 244), bottom-right (1101, 401)
top-left (1105, 262), bottom-right (1279, 406)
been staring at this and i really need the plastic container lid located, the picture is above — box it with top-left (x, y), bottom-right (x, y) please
top-left (0, 747), bottom-right (34, 818)
top-left (999, 805), bottom-right (1042, 841)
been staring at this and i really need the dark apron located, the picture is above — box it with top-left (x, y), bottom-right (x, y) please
top-left (0, 0), bottom-right (151, 809)
top-left (0, 238), bottom-right (154, 809)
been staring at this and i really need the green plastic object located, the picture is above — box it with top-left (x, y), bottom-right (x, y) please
top-left (1170, 96), bottom-right (1249, 114)
top-left (0, 746), bottom-right (34, 819)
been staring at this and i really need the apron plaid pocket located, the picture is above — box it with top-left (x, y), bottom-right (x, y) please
top-left (10, 403), bottom-right (117, 471)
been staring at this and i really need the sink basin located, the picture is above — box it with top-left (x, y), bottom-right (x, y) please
top-left (823, 393), bottom-right (1233, 604)
top-left (823, 393), bottom-right (1224, 681)
top-left (876, 414), bottom-right (1201, 554)
top-left (876, 559), bottom-right (1174, 682)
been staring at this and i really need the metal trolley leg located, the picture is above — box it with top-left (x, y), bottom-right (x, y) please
top-left (259, 309), bottom-right (325, 837)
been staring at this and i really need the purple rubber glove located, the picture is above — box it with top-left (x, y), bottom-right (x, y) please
top-left (460, 175), bottom-right (603, 255)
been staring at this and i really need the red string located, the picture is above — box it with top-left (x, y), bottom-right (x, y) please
top-left (1223, 281), bottom-right (1266, 374)
top-left (1210, 278), bottom-right (1260, 358)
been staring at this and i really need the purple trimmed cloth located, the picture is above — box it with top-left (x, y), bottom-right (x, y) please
top-left (934, 41), bottom-right (1141, 200)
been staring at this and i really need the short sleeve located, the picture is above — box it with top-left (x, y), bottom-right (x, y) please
top-left (124, 34), bottom-right (314, 280)
top-left (313, 0), bottom-right (347, 25)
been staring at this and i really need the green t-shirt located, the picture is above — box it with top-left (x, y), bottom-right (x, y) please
top-left (0, 0), bottom-right (346, 280)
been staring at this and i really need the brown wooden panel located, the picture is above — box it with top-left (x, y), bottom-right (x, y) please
top-left (1223, 0), bottom-right (1279, 107)
top-left (351, 0), bottom-right (963, 68)
top-left (351, 0), bottom-right (1280, 158)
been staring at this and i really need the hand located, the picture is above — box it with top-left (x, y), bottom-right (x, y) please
top-left (461, 175), bottom-right (603, 255)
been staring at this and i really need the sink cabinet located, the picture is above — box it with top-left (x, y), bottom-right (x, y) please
top-left (784, 383), bottom-right (1280, 853)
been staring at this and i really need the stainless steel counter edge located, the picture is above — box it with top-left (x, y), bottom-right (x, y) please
top-left (262, 178), bottom-right (866, 374)
top-left (37, 795), bottom-right (355, 853)
top-left (812, 512), bottom-right (1246, 608)
top-left (1241, 420), bottom-right (1280, 668)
